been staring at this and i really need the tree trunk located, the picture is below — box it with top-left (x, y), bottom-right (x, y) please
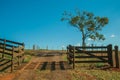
top-left (82, 36), bottom-right (86, 47)
top-left (82, 31), bottom-right (86, 47)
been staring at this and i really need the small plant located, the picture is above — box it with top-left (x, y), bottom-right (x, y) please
top-left (88, 63), bottom-right (105, 69)
top-left (62, 54), bottom-right (67, 61)
top-left (95, 63), bottom-right (104, 68)
top-left (23, 55), bottom-right (32, 63)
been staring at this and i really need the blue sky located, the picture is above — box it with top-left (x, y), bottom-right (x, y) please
top-left (0, 0), bottom-right (120, 50)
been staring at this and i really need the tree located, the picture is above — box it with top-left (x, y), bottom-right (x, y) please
top-left (61, 10), bottom-right (109, 46)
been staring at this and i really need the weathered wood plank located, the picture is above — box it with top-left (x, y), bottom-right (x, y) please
top-left (75, 60), bottom-right (108, 63)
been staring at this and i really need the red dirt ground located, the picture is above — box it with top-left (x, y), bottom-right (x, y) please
top-left (0, 51), bottom-right (120, 80)
top-left (0, 52), bottom-right (73, 80)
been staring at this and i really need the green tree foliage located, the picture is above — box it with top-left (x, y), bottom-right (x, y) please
top-left (61, 10), bottom-right (109, 46)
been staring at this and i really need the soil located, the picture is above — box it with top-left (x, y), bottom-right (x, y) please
top-left (0, 52), bottom-right (73, 80)
top-left (0, 51), bottom-right (120, 80)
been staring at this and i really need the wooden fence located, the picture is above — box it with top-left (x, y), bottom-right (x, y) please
top-left (67, 44), bottom-right (120, 69)
top-left (0, 38), bottom-right (24, 72)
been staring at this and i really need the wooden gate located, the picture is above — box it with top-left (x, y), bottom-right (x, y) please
top-left (67, 44), bottom-right (120, 69)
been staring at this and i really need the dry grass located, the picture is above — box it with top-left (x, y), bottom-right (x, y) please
top-left (12, 50), bottom-right (120, 80)
top-left (1, 50), bottom-right (120, 80)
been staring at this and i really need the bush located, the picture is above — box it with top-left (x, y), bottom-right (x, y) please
top-left (23, 55), bottom-right (32, 63)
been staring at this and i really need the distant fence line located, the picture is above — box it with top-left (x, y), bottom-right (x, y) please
top-left (0, 38), bottom-right (24, 72)
top-left (67, 44), bottom-right (120, 69)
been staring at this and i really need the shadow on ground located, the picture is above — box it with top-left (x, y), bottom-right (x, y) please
top-left (40, 61), bottom-right (67, 71)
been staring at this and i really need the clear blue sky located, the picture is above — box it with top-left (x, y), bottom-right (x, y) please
top-left (0, 0), bottom-right (120, 50)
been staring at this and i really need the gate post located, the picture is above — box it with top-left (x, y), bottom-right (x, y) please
top-left (66, 46), bottom-right (69, 62)
top-left (114, 46), bottom-right (120, 68)
top-left (108, 44), bottom-right (113, 67)
top-left (73, 46), bottom-right (75, 69)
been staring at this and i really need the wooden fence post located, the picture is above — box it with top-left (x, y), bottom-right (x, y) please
top-left (2, 39), bottom-right (6, 58)
top-left (22, 43), bottom-right (25, 62)
top-left (114, 46), bottom-right (120, 68)
top-left (73, 46), bottom-right (75, 69)
top-left (108, 44), bottom-right (113, 67)
top-left (11, 46), bottom-right (14, 72)
top-left (18, 46), bottom-right (20, 66)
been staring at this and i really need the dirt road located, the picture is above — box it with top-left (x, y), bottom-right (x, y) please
top-left (0, 52), bottom-right (72, 80)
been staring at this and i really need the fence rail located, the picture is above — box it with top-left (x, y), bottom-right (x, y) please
top-left (67, 44), bottom-right (120, 69)
top-left (0, 38), bottom-right (24, 72)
